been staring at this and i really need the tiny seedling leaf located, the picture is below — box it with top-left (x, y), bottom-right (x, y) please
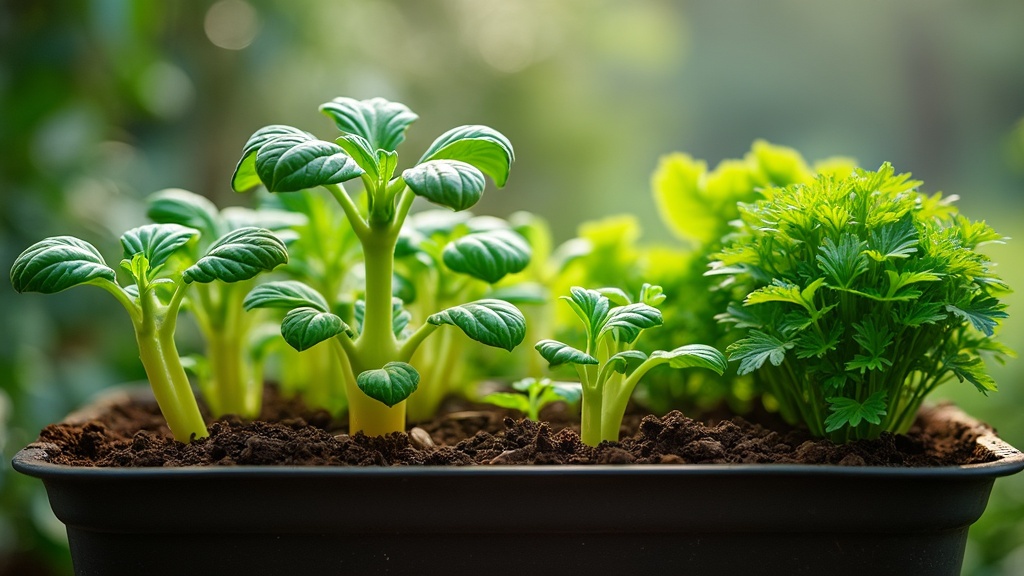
top-left (120, 223), bottom-right (199, 270)
top-left (357, 362), bottom-right (420, 407)
top-left (184, 227), bottom-right (288, 284)
top-left (11, 236), bottom-right (116, 294)
top-left (824, 391), bottom-right (888, 433)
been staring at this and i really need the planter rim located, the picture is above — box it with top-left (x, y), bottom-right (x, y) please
top-left (13, 434), bottom-right (1024, 480)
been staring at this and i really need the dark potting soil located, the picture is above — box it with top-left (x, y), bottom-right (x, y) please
top-left (31, 387), bottom-right (996, 468)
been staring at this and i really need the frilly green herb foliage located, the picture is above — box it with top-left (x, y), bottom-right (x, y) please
top-left (710, 163), bottom-right (1012, 442)
top-left (483, 377), bottom-right (582, 421)
top-left (10, 223), bottom-right (288, 442)
top-left (536, 284), bottom-right (726, 446)
top-left (235, 96), bottom-right (527, 436)
top-left (146, 188), bottom-right (301, 418)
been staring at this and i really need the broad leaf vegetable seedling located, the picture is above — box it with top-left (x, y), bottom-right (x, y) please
top-left (235, 96), bottom-right (527, 435)
top-left (711, 163), bottom-right (1011, 441)
top-left (10, 223), bottom-right (287, 442)
top-left (537, 284), bottom-right (727, 446)
top-left (483, 377), bottom-right (582, 421)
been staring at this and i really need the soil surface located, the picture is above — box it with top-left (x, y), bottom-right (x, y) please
top-left (30, 387), bottom-right (997, 467)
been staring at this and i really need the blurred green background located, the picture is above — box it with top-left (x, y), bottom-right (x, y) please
top-left (1, 1), bottom-right (1022, 574)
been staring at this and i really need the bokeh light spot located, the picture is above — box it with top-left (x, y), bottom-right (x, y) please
top-left (205, 0), bottom-right (259, 51)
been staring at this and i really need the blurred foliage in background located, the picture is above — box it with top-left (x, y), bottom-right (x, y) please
top-left (1, 1), bottom-right (1022, 574)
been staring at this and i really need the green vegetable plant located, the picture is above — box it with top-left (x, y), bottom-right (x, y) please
top-left (10, 223), bottom-right (288, 442)
top-left (483, 377), bottom-right (582, 421)
top-left (536, 284), bottom-right (727, 446)
top-left (711, 163), bottom-right (1012, 442)
top-left (146, 188), bottom-right (301, 418)
top-left (395, 210), bottom-right (532, 421)
top-left (234, 96), bottom-right (527, 436)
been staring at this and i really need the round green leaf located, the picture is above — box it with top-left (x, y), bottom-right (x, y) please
top-left (442, 229), bottom-right (531, 283)
top-left (184, 227), bottom-right (288, 284)
top-left (232, 125), bottom-right (314, 192)
top-left (11, 236), bottom-right (116, 294)
top-left (356, 362), bottom-right (420, 407)
top-left (243, 280), bottom-right (328, 312)
top-left (120, 223), bottom-right (199, 270)
top-left (281, 307), bottom-right (350, 352)
top-left (146, 189), bottom-right (221, 236)
top-left (535, 339), bottom-right (598, 367)
top-left (427, 299), bottom-right (526, 351)
top-left (403, 160), bottom-right (485, 212)
top-left (319, 97), bottom-right (418, 152)
top-left (419, 125), bottom-right (514, 187)
top-left (255, 137), bottom-right (364, 193)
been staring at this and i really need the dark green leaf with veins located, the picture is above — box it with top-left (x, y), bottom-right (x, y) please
top-left (184, 227), bottom-right (288, 284)
top-left (243, 280), bottom-right (328, 312)
top-left (255, 138), bottom-right (364, 193)
top-left (232, 125), bottom-right (314, 192)
top-left (419, 125), bottom-right (514, 187)
top-left (949, 354), bottom-right (998, 394)
top-left (428, 299), bottom-right (526, 351)
top-left (727, 330), bottom-right (794, 375)
top-left (357, 362), bottom-right (419, 407)
top-left (280, 307), bottom-right (351, 352)
top-left (403, 160), bottom-right (486, 212)
top-left (319, 97), bottom-right (418, 152)
top-left (120, 224), bottom-right (199, 270)
top-left (817, 233), bottom-right (868, 289)
top-left (825, 392), bottom-right (887, 433)
top-left (562, 287), bottom-right (610, 343)
top-left (599, 303), bottom-right (663, 343)
top-left (946, 296), bottom-right (1007, 337)
top-left (442, 229), bottom-right (531, 283)
top-left (535, 339), bottom-right (599, 367)
top-left (11, 236), bottom-right (116, 294)
top-left (147, 189), bottom-right (221, 236)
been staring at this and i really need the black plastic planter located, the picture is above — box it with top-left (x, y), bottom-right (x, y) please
top-left (13, 404), bottom-right (1024, 576)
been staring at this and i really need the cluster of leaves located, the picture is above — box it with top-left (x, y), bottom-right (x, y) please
top-left (711, 163), bottom-right (1012, 441)
top-left (537, 284), bottom-right (726, 446)
top-left (233, 96), bottom-right (527, 436)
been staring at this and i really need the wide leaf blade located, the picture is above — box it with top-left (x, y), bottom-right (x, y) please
top-left (184, 227), bottom-right (288, 284)
top-left (427, 299), bottom-right (526, 351)
top-left (243, 280), bottom-right (328, 312)
top-left (146, 188), bottom-right (221, 236)
top-left (442, 229), bottom-right (531, 283)
top-left (11, 236), bottom-right (116, 294)
top-left (120, 223), bottom-right (199, 269)
top-left (649, 345), bottom-right (728, 374)
top-left (255, 138), bottom-right (364, 193)
top-left (281, 307), bottom-right (350, 352)
top-left (419, 125), bottom-right (514, 187)
top-left (320, 97), bottom-right (418, 152)
top-left (357, 362), bottom-right (420, 407)
top-left (232, 125), bottom-right (313, 192)
top-left (598, 303), bottom-right (663, 343)
top-left (403, 160), bottom-right (485, 212)
top-left (535, 339), bottom-right (599, 366)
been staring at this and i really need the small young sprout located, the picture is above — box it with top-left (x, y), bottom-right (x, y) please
top-left (537, 284), bottom-right (727, 447)
top-left (483, 377), bottom-right (582, 421)
top-left (10, 223), bottom-right (287, 442)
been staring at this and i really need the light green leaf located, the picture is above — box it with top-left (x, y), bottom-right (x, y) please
top-left (561, 287), bottom-right (610, 343)
top-left (726, 330), bottom-right (794, 375)
top-left (602, 350), bottom-right (649, 382)
top-left (120, 223), bottom-right (199, 270)
top-left (949, 354), bottom-right (998, 394)
top-left (255, 138), bottom-right (364, 193)
top-left (597, 287), bottom-right (632, 306)
top-left (481, 392), bottom-right (530, 413)
top-left (824, 391), bottom-right (887, 433)
top-left (11, 236), bottom-right (116, 294)
top-left (442, 229), bottom-right (531, 283)
top-left (427, 299), bottom-right (526, 351)
top-left (419, 125), bottom-right (514, 187)
top-left (184, 227), bottom-right (288, 284)
top-left (403, 160), bottom-right (485, 212)
top-left (146, 189), bottom-right (221, 236)
top-left (335, 134), bottom-right (380, 179)
top-left (357, 362), bottom-right (419, 407)
top-left (598, 303), bottom-right (663, 343)
top-left (281, 307), bottom-right (351, 352)
top-left (232, 125), bottom-right (314, 192)
top-left (535, 339), bottom-right (599, 366)
top-left (648, 345), bottom-right (728, 374)
top-left (639, 283), bottom-right (666, 307)
top-left (243, 280), bottom-right (328, 312)
top-left (319, 97), bottom-right (418, 152)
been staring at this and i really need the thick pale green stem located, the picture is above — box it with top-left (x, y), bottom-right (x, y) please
top-left (580, 388), bottom-right (604, 447)
top-left (136, 326), bottom-right (208, 442)
top-left (207, 329), bottom-right (256, 417)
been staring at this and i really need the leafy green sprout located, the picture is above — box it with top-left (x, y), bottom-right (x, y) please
top-left (483, 378), bottom-right (582, 421)
top-left (234, 96), bottom-right (527, 436)
top-left (711, 163), bottom-right (1012, 442)
top-left (146, 188), bottom-right (302, 418)
top-left (536, 284), bottom-right (728, 447)
top-left (10, 224), bottom-right (288, 442)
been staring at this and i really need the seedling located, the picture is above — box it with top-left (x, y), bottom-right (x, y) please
top-left (146, 188), bottom-right (301, 418)
top-left (483, 377), bottom-right (581, 421)
top-left (537, 284), bottom-right (727, 446)
top-left (10, 224), bottom-right (287, 442)
top-left (711, 163), bottom-right (1011, 441)
top-left (235, 96), bottom-right (527, 436)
